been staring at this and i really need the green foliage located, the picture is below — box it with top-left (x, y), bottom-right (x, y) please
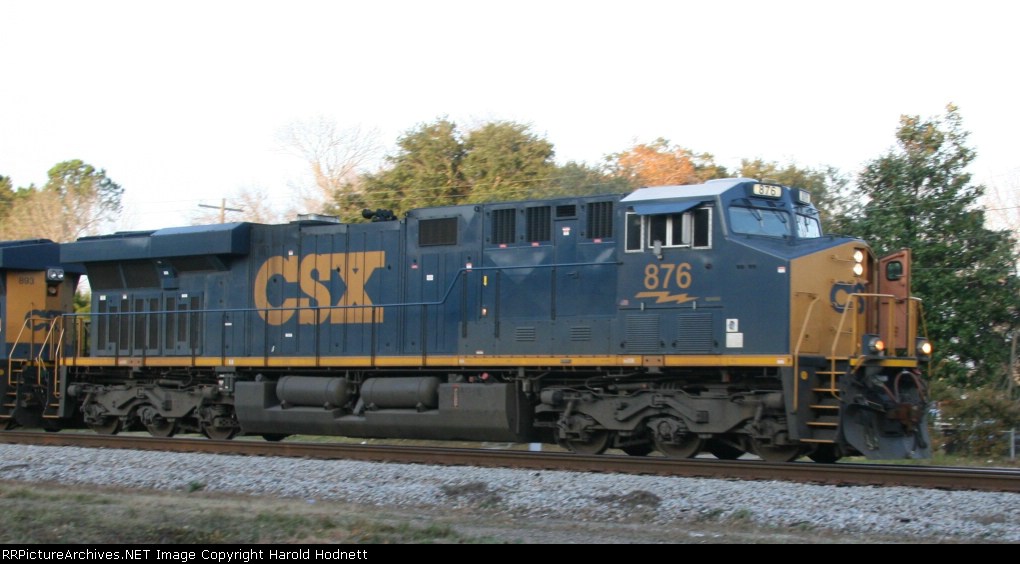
top-left (44, 160), bottom-right (124, 239)
top-left (73, 291), bottom-right (90, 314)
top-left (545, 161), bottom-right (632, 198)
top-left (0, 160), bottom-right (124, 242)
top-left (842, 105), bottom-right (1020, 387)
top-left (461, 121), bottom-right (557, 203)
top-left (348, 118), bottom-right (466, 219)
top-left (933, 386), bottom-right (1020, 457)
top-left (338, 119), bottom-right (626, 220)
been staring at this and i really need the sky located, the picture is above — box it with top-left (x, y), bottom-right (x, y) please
top-left (1, 0), bottom-right (1018, 232)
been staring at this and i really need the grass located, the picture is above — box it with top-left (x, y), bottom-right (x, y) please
top-left (0, 482), bottom-right (499, 544)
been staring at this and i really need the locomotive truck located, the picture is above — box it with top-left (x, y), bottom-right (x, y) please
top-left (1, 178), bottom-right (933, 462)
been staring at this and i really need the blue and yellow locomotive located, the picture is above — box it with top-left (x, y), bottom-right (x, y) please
top-left (1, 178), bottom-right (933, 461)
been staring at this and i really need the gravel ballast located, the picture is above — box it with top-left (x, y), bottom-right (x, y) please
top-left (1, 444), bottom-right (1017, 543)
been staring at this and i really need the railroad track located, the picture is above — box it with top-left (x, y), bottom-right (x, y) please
top-left (2, 431), bottom-right (1018, 493)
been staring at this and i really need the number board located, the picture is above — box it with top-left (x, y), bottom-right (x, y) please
top-left (750, 184), bottom-right (783, 199)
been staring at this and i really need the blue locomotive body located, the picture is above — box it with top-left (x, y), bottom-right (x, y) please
top-left (7, 178), bottom-right (933, 461)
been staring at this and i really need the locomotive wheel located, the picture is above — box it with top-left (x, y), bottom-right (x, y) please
top-left (145, 418), bottom-right (177, 438)
top-left (202, 424), bottom-right (238, 441)
top-left (705, 438), bottom-right (745, 460)
top-left (751, 440), bottom-right (803, 462)
top-left (621, 443), bottom-right (654, 456)
top-left (564, 430), bottom-right (611, 455)
top-left (653, 433), bottom-right (704, 458)
top-left (807, 444), bottom-right (842, 464)
top-left (89, 417), bottom-right (122, 435)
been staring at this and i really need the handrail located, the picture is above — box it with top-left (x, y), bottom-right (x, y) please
top-left (791, 294), bottom-right (821, 410)
top-left (830, 292), bottom-right (896, 359)
top-left (7, 317), bottom-right (40, 386)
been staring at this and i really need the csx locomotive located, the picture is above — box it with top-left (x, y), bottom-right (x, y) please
top-left (0, 178), bottom-right (933, 462)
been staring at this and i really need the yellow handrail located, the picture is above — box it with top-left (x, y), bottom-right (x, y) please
top-left (792, 294), bottom-right (821, 410)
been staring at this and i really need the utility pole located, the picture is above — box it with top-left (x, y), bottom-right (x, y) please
top-left (198, 199), bottom-right (244, 224)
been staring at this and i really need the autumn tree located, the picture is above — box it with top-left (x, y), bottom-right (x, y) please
top-left (842, 105), bottom-right (1019, 388)
top-left (607, 138), bottom-right (727, 187)
top-left (0, 160), bottom-right (123, 242)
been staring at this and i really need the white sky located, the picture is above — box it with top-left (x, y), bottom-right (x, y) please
top-left (1, 0), bottom-right (1017, 231)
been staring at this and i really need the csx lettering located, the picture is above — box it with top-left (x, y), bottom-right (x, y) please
top-left (254, 252), bottom-right (385, 325)
top-left (643, 262), bottom-right (693, 290)
top-left (829, 282), bottom-right (866, 314)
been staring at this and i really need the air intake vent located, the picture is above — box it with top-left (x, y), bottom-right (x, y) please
top-left (526, 206), bottom-right (551, 242)
top-left (676, 313), bottom-right (714, 353)
top-left (419, 217), bottom-right (458, 246)
top-left (625, 315), bottom-right (661, 353)
top-left (587, 201), bottom-right (614, 239)
top-left (491, 208), bottom-right (516, 245)
top-left (515, 327), bottom-right (537, 342)
top-left (556, 204), bottom-right (577, 218)
top-left (569, 326), bottom-right (592, 342)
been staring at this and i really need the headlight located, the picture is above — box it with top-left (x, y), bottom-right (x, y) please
top-left (864, 335), bottom-right (886, 355)
top-left (916, 338), bottom-right (933, 360)
top-left (852, 249), bottom-right (866, 277)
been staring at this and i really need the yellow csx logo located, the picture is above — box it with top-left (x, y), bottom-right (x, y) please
top-left (253, 252), bottom-right (385, 325)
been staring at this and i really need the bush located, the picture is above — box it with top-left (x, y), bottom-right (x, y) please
top-left (931, 386), bottom-right (1020, 458)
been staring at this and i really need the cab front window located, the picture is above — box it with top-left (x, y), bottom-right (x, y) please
top-left (796, 213), bottom-right (822, 238)
top-left (729, 206), bottom-right (790, 238)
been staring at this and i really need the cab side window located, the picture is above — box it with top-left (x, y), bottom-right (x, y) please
top-left (625, 207), bottom-right (711, 252)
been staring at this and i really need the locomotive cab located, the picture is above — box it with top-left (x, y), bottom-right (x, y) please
top-left (615, 178), bottom-right (931, 460)
top-left (0, 239), bottom-right (82, 429)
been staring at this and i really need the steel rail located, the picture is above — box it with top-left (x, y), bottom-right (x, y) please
top-left (1, 431), bottom-right (1018, 493)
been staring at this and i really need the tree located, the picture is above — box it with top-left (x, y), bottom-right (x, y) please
top-left (0, 160), bottom-right (123, 242)
top-left (607, 138), bottom-right (727, 187)
top-left (353, 118), bottom-right (466, 220)
top-left (844, 105), bottom-right (1019, 387)
top-left (0, 175), bottom-right (14, 222)
top-left (278, 117), bottom-right (382, 219)
top-left (461, 121), bottom-right (557, 204)
top-left (544, 161), bottom-right (632, 198)
top-left (352, 119), bottom-right (576, 220)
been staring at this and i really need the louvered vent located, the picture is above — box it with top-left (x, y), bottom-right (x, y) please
top-left (587, 201), bottom-right (614, 239)
top-left (625, 315), bottom-right (661, 353)
top-left (419, 217), bottom-right (458, 246)
top-left (569, 326), bottom-right (592, 342)
top-left (675, 313), bottom-right (714, 353)
top-left (515, 327), bottom-right (537, 342)
top-left (491, 208), bottom-right (516, 245)
top-left (526, 206), bottom-right (551, 242)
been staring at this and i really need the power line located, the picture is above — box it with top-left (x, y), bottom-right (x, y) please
top-left (197, 199), bottom-right (244, 224)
